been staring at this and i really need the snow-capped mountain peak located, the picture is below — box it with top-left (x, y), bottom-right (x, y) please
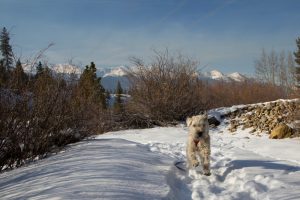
top-left (227, 72), bottom-right (246, 82)
top-left (209, 70), bottom-right (226, 80)
top-left (103, 66), bottom-right (128, 77)
top-left (22, 63), bottom-right (82, 75)
top-left (53, 64), bottom-right (82, 75)
top-left (201, 70), bottom-right (247, 82)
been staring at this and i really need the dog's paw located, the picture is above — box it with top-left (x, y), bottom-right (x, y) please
top-left (192, 161), bottom-right (199, 167)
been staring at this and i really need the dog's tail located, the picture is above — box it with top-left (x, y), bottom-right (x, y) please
top-left (174, 161), bottom-right (186, 172)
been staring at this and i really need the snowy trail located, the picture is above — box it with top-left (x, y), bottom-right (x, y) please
top-left (188, 134), bottom-right (300, 200)
top-left (99, 125), bottom-right (300, 200)
top-left (0, 125), bottom-right (300, 199)
top-left (0, 139), bottom-right (173, 200)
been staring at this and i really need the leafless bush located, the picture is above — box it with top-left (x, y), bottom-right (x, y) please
top-left (206, 80), bottom-right (287, 109)
top-left (0, 70), bottom-right (109, 171)
top-left (127, 50), bottom-right (208, 123)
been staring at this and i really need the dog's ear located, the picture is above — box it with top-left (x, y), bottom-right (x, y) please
top-left (186, 117), bottom-right (192, 127)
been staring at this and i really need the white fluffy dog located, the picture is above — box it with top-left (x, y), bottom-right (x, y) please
top-left (186, 114), bottom-right (211, 176)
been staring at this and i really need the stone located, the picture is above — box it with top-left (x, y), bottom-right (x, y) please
top-left (249, 129), bottom-right (256, 133)
top-left (269, 123), bottom-right (293, 139)
top-left (208, 116), bottom-right (221, 126)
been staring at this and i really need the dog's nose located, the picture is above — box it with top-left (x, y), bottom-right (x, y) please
top-left (197, 132), bottom-right (203, 137)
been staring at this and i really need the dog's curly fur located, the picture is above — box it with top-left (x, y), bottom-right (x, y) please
top-left (186, 114), bottom-right (211, 176)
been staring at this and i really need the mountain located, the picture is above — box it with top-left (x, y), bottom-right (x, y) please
top-left (98, 66), bottom-right (130, 92)
top-left (209, 70), bottom-right (228, 81)
top-left (227, 72), bottom-right (247, 82)
top-left (101, 76), bottom-right (129, 92)
top-left (201, 70), bottom-right (247, 82)
top-left (52, 64), bottom-right (82, 75)
top-left (23, 63), bottom-right (247, 91)
top-left (99, 68), bottom-right (248, 91)
top-left (103, 66), bottom-right (128, 77)
top-left (22, 63), bottom-right (82, 75)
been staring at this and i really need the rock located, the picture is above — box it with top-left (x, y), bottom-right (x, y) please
top-left (226, 100), bottom-right (297, 137)
top-left (249, 129), bottom-right (256, 133)
top-left (261, 116), bottom-right (267, 123)
top-left (269, 123), bottom-right (293, 139)
top-left (208, 116), bottom-right (221, 127)
top-left (231, 128), bottom-right (237, 132)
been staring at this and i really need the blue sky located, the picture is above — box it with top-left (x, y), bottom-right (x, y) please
top-left (1, 0), bottom-right (299, 74)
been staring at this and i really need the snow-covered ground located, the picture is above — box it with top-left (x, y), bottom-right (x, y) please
top-left (0, 118), bottom-right (299, 199)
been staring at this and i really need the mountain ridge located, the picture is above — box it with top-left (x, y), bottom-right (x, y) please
top-left (22, 64), bottom-right (248, 90)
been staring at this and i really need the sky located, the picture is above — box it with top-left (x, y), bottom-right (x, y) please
top-left (0, 0), bottom-right (300, 75)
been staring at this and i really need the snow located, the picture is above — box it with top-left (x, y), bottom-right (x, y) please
top-left (22, 63), bottom-right (82, 75)
top-left (227, 72), bottom-right (246, 82)
top-left (97, 125), bottom-right (300, 200)
top-left (201, 70), bottom-right (247, 82)
top-left (103, 66), bottom-right (128, 77)
top-left (52, 64), bottom-right (82, 75)
top-left (0, 139), bottom-right (172, 199)
top-left (0, 106), bottom-right (300, 199)
top-left (209, 70), bottom-right (227, 80)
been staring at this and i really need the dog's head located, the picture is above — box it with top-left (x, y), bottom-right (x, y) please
top-left (186, 113), bottom-right (209, 139)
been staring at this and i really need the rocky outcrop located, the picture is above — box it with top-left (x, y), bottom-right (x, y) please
top-left (226, 99), bottom-right (299, 138)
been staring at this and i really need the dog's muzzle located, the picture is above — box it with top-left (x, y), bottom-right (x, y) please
top-left (197, 131), bottom-right (203, 137)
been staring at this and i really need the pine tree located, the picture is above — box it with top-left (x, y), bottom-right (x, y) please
top-left (34, 62), bottom-right (52, 82)
top-left (105, 90), bottom-right (111, 107)
top-left (0, 27), bottom-right (14, 71)
top-left (0, 59), bottom-right (7, 87)
top-left (11, 59), bottom-right (28, 91)
top-left (78, 62), bottom-right (106, 108)
top-left (35, 61), bottom-right (44, 79)
top-left (114, 81), bottom-right (123, 112)
top-left (115, 81), bottom-right (123, 94)
top-left (294, 37), bottom-right (300, 88)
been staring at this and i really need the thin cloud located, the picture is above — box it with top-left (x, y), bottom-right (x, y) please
top-left (151, 0), bottom-right (188, 30)
top-left (195, 0), bottom-right (236, 23)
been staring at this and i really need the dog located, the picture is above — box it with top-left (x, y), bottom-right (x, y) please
top-left (186, 113), bottom-right (211, 176)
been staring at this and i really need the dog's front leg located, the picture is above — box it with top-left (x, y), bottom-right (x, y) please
top-left (187, 145), bottom-right (199, 168)
top-left (200, 144), bottom-right (211, 176)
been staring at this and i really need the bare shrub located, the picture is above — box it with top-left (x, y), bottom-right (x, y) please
top-left (127, 50), bottom-right (208, 123)
top-left (207, 80), bottom-right (287, 108)
top-left (0, 68), bottom-right (109, 171)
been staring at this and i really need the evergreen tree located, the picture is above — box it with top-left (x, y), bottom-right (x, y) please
top-left (34, 62), bottom-right (52, 82)
top-left (35, 61), bottom-right (44, 78)
top-left (78, 62), bottom-right (106, 108)
top-left (105, 90), bottom-right (111, 107)
top-left (294, 37), bottom-right (300, 88)
top-left (0, 27), bottom-right (14, 70)
top-left (11, 59), bottom-right (28, 91)
top-left (0, 59), bottom-right (7, 87)
top-left (113, 81), bottom-right (123, 112)
top-left (115, 81), bottom-right (123, 94)
top-left (34, 65), bottom-right (55, 92)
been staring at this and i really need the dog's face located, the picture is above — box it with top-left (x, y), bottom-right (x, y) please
top-left (186, 114), bottom-right (209, 139)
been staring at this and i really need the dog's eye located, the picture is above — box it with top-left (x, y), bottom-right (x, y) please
top-left (193, 124), bottom-right (196, 127)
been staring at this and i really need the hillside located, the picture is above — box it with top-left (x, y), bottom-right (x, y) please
top-left (0, 101), bottom-right (299, 200)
